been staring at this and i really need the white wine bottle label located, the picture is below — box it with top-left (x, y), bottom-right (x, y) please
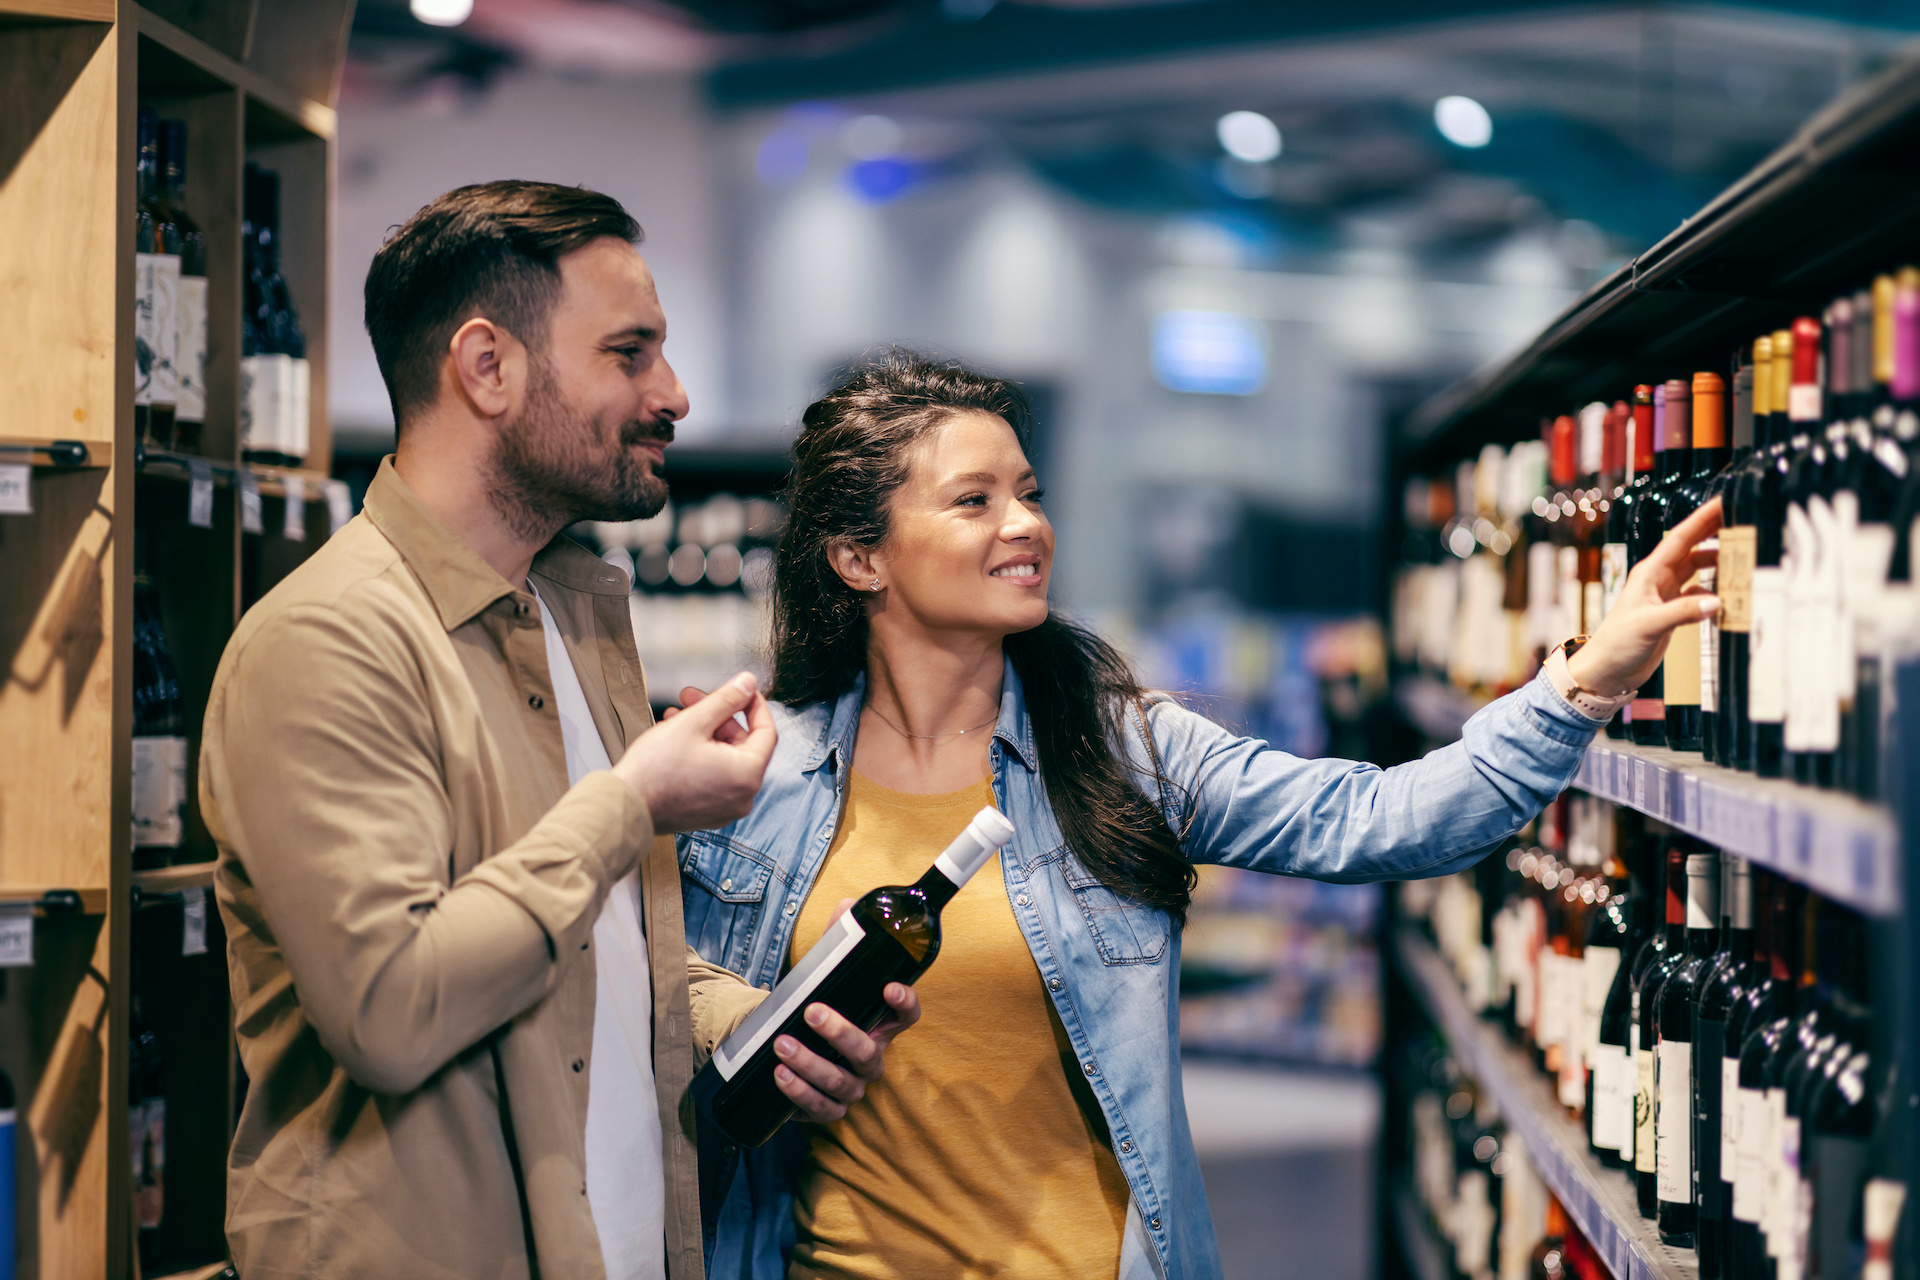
top-left (1600, 542), bottom-right (1629, 618)
top-left (1534, 944), bottom-right (1566, 1048)
top-left (1863, 1179), bottom-right (1908, 1280)
top-left (1830, 491), bottom-right (1859, 701)
top-left (1720, 1058), bottom-right (1741, 1177)
top-left (1771, 1112), bottom-right (1802, 1258)
top-left (1699, 560), bottom-right (1719, 714)
top-left (1581, 945), bottom-right (1620, 1059)
top-left (1591, 1045), bottom-right (1632, 1151)
top-left (1718, 527), bottom-right (1757, 633)
top-left (134, 252), bottom-right (158, 406)
top-left (272, 355), bottom-right (298, 458)
top-left (1749, 567), bottom-right (1787, 722)
top-left (282, 475), bottom-right (307, 542)
top-left (712, 911), bottom-right (867, 1081)
top-left (175, 275), bottom-right (209, 424)
top-left (149, 253), bottom-right (180, 407)
top-left (1734, 1086), bottom-right (1766, 1223)
top-left (1556, 546), bottom-right (1581, 648)
top-left (287, 356), bottom-right (312, 461)
top-left (1804, 497), bottom-right (1841, 750)
top-left (131, 734), bottom-right (188, 847)
top-left (1764, 1088), bottom-right (1788, 1249)
top-left (1635, 1044), bottom-right (1657, 1173)
top-left (1656, 1038), bottom-right (1692, 1203)
top-left (1582, 580), bottom-right (1604, 640)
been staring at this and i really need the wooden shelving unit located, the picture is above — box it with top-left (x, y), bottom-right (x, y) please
top-left (0, 0), bottom-right (352, 1274)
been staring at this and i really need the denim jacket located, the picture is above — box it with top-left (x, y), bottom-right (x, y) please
top-left (680, 660), bottom-right (1604, 1280)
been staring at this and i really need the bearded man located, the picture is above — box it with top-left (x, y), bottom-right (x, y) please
top-left (201, 182), bottom-right (918, 1280)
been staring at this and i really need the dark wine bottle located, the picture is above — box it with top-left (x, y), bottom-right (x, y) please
top-left (1666, 374), bottom-right (1728, 753)
top-left (1601, 398), bottom-right (1641, 740)
top-left (132, 558), bottom-right (187, 870)
top-left (1719, 350), bottom-right (1765, 772)
top-left (1780, 315), bottom-right (1836, 787)
top-left (1587, 860), bottom-right (1641, 1167)
top-left (158, 118), bottom-right (207, 453)
top-left (1629, 384), bottom-right (1684, 745)
top-left (1656, 851), bottom-right (1719, 1246)
top-left (130, 995), bottom-right (167, 1272)
top-left (1751, 327), bottom-right (1800, 778)
top-left (693, 807), bottom-right (1017, 1147)
top-left (1693, 856), bottom-right (1757, 1278)
top-left (1638, 840), bottom-right (1689, 1217)
top-left (1730, 879), bottom-right (1799, 1279)
top-left (1759, 893), bottom-right (1828, 1271)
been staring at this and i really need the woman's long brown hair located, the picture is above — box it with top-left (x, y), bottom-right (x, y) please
top-left (768, 350), bottom-right (1195, 924)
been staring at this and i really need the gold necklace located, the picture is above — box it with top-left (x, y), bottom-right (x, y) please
top-left (865, 701), bottom-right (998, 741)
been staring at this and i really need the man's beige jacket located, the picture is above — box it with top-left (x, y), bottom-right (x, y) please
top-left (201, 459), bottom-right (761, 1279)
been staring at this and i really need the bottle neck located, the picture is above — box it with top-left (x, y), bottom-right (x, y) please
top-left (1659, 446), bottom-right (1692, 482)
top-left (910, 864), bottom-right (962, 912)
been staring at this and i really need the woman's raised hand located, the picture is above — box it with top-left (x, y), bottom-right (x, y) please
top-left (1566, 497), bottom-right (1724, 696)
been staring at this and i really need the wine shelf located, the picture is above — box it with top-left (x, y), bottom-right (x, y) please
top-left (0, 436), bottom-right (113, 468)
top-left (0, 885), bottom-right (109, 915)
top-left (1570, 739), bottom-right (1900, 918)
top-left (1390, 1180), bottom-right (1451, 1280)
top-left (1394, 929), bottom-right (1699, 1280)
top-left (132, 860), bottom-right (218, 903)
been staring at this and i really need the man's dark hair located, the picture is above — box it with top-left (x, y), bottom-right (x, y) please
top-left (363, 181), bottom-right (642, 430)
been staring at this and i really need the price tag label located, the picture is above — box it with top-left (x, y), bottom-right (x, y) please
top-left (0, 907), bottom-right (31, 967)
top-left (1613, 751), bottom-right (1629, 800)
top-left (0, 463), bottom-right (31, 514)
top-left (1679, 775), bottom-right (1700, 830)
top-left (239, 469), bottom-right (263, 534)
top-left (325, 480), bottom-right (353, 535)
top-left (1632, 758), bottom-right (1649, 811)
top-left (182, 886), bottom-right (208, 956)
top-left (188, 458), bottom-right (215, 528)
top-left (281, 475), bottom-right (306, 542)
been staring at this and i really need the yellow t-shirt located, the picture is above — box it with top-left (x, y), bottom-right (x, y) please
top-left (787, 772), bottom-right (1130, 1280)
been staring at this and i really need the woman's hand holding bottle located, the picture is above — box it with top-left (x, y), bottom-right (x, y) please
top-left (1568, 498), bottom-right (1724, 695)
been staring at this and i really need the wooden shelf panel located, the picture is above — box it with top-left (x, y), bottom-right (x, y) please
top-left (0, 437), bottom-right (112, 468)
top-left (0, 885), bottom-right (108, 914)
top-left (1572, 738), bottom-right (1900, 918)
top-left (1396, 929), bottom-right (1699, 1280)
top-left (133, 3), bottom-right (334, 142)
top-left (131, 860), bottom-right (215, 898)
top-left (0, 0), bottom-right (113, 21)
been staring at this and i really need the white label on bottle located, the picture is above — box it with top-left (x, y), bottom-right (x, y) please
top-left (134, 252), bottom-right (157, 406)
top-left (1700, 560), bottom-right (1719, 714)
top-left (282, 475), bottom-right (306, 542)
top-left (1591, 1045), bottom-right (1631, 1151)
top-left (0, 908), bottom-right (31, 968)
top-left (1636, 1045), bottom-right (1657, 1172)
top-left (1765, 1087), bottom-right (1788, 1247)
top-left (149, 253), bottom-right (180, 407)
top-left (239, 469), bottom-right (263, 535)
top-left (325, 480), bottom-right (353, 535)
top-left (1734, 1087), bottom-right (1766, 1223)
top-left (1583, 580), bottom-right (1604, 641)
top-left (1830, 491), bottom-right (1859, 701)
top-left (287, 357), bottom-right (311, 461)
top-left (1582, 946), bottom-right (1620, 1060)
top-left (242, 353), bottom-right (286, 454)
top-left (1849, 523), bottom-right (1896, 683)
top-left (1601, 542), bottom-right (1629, 618)
top-left (188, 458), bottom-right (214, 529)
top-left (175, 275), bottom-right (208, 424)
top-left (131, 734), bottom-right (188, 848)
top-left (1788, 384), bottom-right (1822, 422)
top-left (1805, 497), bottom-right (1841, 750)
top-left (1749, 567), bottom-right (1787, 722)
top-left (182, 886), bottom-right (208, 956)
top-left (1558, 954), bottom-right (1587, 1107)
top-left (1721, 1057), bottom-right (1741, 1176)
top-left (0, 464), bottom-right (30, 515)
top-left (1527, 542), bottom-right (1557, 650)
top-left (1535, 943), bottom-right (1566, 1048)
top-left (1772, 1112), bottom-right (1802, 1257)
top-left (1556, 546), bottom-right (1581, 648)
top-left (1657, 1038), bottom-right (1692, 1203)
top-left (712, 910), bottom-right (867, 1081)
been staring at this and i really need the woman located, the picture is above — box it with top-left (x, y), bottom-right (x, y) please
top-left (678, 353), bottom-right (1719, 1280)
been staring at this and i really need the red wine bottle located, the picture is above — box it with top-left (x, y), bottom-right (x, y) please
top-left (693, 807), bottom-right (1017, 1147)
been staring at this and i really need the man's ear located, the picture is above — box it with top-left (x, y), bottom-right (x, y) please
top-left (828, 540), bottom-right (881, 594)
top-left (446, 316), bottom-right (524, 420)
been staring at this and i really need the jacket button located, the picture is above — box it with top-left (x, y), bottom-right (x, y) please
top-left (515, 602), bottom-right (530, 617)
top-left (1015, 894), bottom-right (1030, 906)
top-left (1083, 1061), bottom-right (1097, 1076)
top-left (571, 1058), bottom-right (584, 1072)
top-left (1120, 1139), bottom-right (1133, 1153)
top-left (722, 877), bottom-right (733, 891)
top-left (784, 903), bottom-right (796, 916)
top-left (1150, 1216), bottom-right (1161, 1231)
top-left (1047, 977), bottom-right (1062, 992)
top-left (528, 694), bottom-right (545, 710)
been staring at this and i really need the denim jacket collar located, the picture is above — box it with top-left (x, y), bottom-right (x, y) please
top-left (800, 656), bottom-right (1038, 776)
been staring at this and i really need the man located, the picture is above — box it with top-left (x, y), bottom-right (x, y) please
top-left (201, 181), bottom-right (917, 1280)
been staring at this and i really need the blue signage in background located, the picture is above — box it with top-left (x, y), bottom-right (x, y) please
top-left (1151, 309), bottom-right (1267, 396)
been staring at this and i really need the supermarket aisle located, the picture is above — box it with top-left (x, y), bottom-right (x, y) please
top-left (1184, 1061), bottom-right (1382, 1280)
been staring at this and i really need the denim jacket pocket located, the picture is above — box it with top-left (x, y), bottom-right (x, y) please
top-left (680, 833), bottom-right (776, 974)
top-left (1057, 851), bottom-right (1170, 965)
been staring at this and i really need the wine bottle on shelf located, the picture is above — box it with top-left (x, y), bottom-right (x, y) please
top-left (131, 557), bottom-right (188, 870)
top-left (1608, 393), bottom-right (1654, 740)
top-left (1546, 415), bottom-right (1582, 655)
top-left (241, 165), bottom-right (310, 468)
top-left (1781, 315), bottom-right (1838, 787)
top-left (1637, 839), bottom-right (1688, 1218)
top-left (1655, 851), bottom-right (1719, 1247)
top-left (1627, 384), bottom-right (1673, 746)
top-left (1717, 358), bottom-right (1760, 769)
top-left (1758, 893), bottom-right (1828, 1271)
top-left (133, 106), bottom-right (180, 450)
top-left (1692, 856), bottom-right (1757, 1278)
top-left (693, 807), bottom-right (1017, 1147)
top-left (158, 119), bottom-right (207, 454)
top-left (1659, 378), bottom-right (1706, 752)
top-left (130, 995), bottom-right (166, 1272)
top-left (1731, 879), bottom-right (1800, 1279)
top-left (1752, 328), bottom-right (1799, 778)
top-left (1574, 402), bottom-right (1609, 639)
top-left (1801, 919), bottom-right (1875, 1280)
top-left (1586, 839), bottom-right (1641, 1167)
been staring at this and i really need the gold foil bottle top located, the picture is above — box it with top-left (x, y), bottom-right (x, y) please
top-left (1691, 371), bottom-right (1726, 449)
top-left (1752, 335), bottom-right (1772, 419)
top-left (1771, 327), bottom-right (1794, 417)
top-left (1874, 274), bottom-right (1896, 388)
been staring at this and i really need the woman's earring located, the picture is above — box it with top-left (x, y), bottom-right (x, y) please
top-left (869, 579), bottom-right (882, 592)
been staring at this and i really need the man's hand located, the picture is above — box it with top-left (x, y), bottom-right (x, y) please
top-left (768, 897), bottom-right (922, 1124)
top-left (612, 672), bottom-right (775, 832)
top-left (1569, 497), bottom-right (1723, 694)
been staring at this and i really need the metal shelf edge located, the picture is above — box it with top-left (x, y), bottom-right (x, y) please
top-left (1395, 929), bottom-right (1699, 1280)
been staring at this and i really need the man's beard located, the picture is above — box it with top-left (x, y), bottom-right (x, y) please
top-left (488, 357), bottom-right (672, 544)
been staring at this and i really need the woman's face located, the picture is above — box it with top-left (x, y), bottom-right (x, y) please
top-left (854, 411), bottom-right (1052, 640)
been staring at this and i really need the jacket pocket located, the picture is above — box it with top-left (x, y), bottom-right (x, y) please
top-left (679, 834), bottom-right (775, 972)
top-left (1058, 852), bottom-right (1170, 965)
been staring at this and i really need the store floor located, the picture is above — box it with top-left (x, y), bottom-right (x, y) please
top-left (1184, 1061), bottom-right (1382, 1280)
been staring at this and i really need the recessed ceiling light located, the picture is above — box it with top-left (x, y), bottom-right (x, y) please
top-left (1434, 95), bottom-right (1493, 148)
top-left (1216, 110), bottom-right (1281, 164)
top-left (411, 0), bottom-right (473, 26)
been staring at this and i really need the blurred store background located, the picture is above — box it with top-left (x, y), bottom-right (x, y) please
top-left (322, 2), bottom-right (1920, 1275)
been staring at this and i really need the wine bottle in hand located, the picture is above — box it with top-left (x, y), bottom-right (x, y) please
top-left (694, 807), bottom-right (1017, 1147)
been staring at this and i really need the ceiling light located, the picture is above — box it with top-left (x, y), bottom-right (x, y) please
top-left (1434, 95), bottom-right (1492, 148)
top-left (839, 114), bottom-right (903, 161)
top-left (411, 0), bottom-right (473, 26)
top-left (1216, 110), bottom-right (1281, 164)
